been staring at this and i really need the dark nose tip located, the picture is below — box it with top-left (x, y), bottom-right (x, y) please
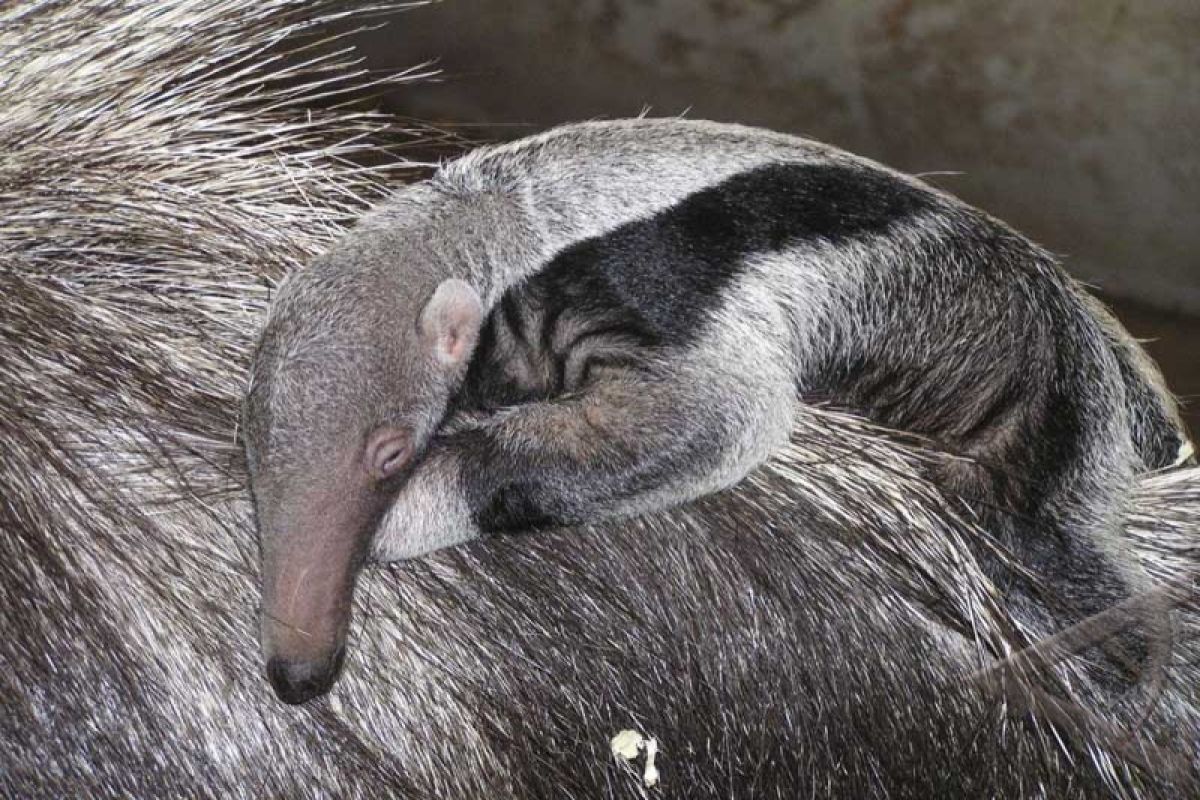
top-left (266, 646), bottom-right (346, 705)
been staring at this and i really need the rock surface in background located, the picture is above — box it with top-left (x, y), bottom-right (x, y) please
top-left (363, 0), bottom-right (1200, 314)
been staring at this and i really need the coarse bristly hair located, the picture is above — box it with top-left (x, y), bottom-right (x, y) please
top-left (1, 1), bottom-right (1198, 799)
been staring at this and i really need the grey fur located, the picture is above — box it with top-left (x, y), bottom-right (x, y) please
top-left (5, 2), bottom-right (1200, 797)
top-left (246, 117), bottom-right (1194, 701)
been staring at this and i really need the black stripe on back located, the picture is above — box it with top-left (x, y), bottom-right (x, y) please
top-left (460, 161), bottom-right (936, 410)
top-left (525, 161), bottom-right (935, 344)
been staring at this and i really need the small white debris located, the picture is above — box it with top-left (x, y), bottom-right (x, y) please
top-left (328, 693), bottom-right (343, 715)
top-left (610, 729), bottom-right (661, 789)
top-left (611, 729), bottom-right (644, 761)
top-left (642, 737), bottom-right (660, 788)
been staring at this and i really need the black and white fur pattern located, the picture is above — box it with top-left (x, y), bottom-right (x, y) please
top-left (377, 120), bottom-right (1190, 552)
top-left (246, 118), bottom-right (1193, 703)
top-left (10, 2), bottom-right (1200, 792)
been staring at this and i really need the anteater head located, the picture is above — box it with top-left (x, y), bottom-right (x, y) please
top-left (242, 228), bottom-right (483, 705)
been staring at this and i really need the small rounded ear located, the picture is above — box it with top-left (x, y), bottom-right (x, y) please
top-left (365, 426), bottom-right (414, 481)
top-left (418, 279), bottom-right (483, 368)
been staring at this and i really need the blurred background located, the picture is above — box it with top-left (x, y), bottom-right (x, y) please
top-left (355, 0), bottom-right (1198, 434)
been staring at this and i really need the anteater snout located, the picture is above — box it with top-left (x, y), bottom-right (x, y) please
top-left (266, 645), bottom-right (346, 705)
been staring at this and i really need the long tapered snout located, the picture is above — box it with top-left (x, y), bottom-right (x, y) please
top-left (258, 480), bottom-right (382, 705)
top-left (261, 543), bottom-right (358, 704)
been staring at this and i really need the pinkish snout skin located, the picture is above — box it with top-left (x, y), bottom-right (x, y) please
top-left (259, 463), bottom-right (385, 705)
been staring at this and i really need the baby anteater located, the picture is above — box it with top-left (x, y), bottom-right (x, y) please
top-left (243, 118), bottom-right (1192, 704)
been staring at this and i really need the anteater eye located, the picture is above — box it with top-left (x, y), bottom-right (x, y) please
top-left (365, 427), bottom-right (413, 481)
